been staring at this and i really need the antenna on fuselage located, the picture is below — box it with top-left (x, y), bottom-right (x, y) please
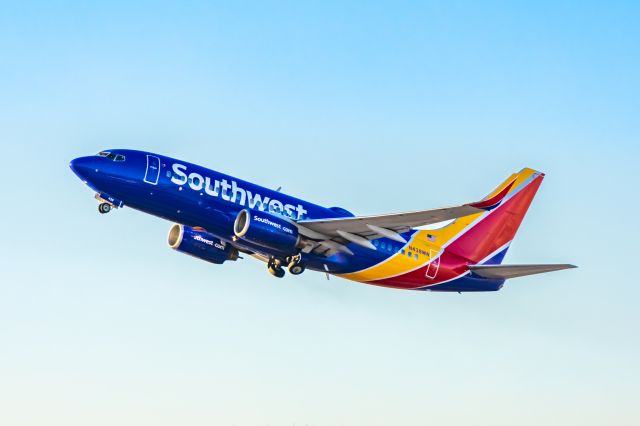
top-left (275, 186), bottom-right (282, 192)
top-left (323, 264), bottom-right (330, 280)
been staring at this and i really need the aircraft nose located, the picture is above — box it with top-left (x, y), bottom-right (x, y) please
top-left (69, 156), bottom-right (95, 180)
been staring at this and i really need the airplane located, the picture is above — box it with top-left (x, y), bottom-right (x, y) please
top-left (69, 149), bottom-right (575, 292)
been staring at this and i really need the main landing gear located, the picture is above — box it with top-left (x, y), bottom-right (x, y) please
top-left (267, 258), bottom-right (285, 278)
top-left (98, 202), bottom-right (112, 214)
top-left (267, 255), bottom-right (306, 278)
top-left (287, 254), bottom-right (306, 275)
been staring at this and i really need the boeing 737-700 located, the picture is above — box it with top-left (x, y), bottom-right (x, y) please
top-left (70, 149), bottom-right (575, 292)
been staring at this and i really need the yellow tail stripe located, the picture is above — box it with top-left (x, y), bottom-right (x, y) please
top-left (338, 168), bottom-right (537, 282)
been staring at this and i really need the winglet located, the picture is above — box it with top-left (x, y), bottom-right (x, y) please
top-left (468, 179), bottom-right (516, 211)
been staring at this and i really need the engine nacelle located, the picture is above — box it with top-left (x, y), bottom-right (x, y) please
top-left (233, 209), bottom-right (300, 254)
top-left (168, 224), bottom-right (239, 264)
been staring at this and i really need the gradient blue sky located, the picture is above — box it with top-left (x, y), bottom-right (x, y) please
top-left (1, 1), bottom-right (638, 425)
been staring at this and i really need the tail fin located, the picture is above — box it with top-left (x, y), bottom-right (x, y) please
top-left (432, 168), bottom-right (545, 265)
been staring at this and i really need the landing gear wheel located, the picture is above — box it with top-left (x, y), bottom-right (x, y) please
top-left (268, 258), bottom-right (285, 278)
top-left (268, 265), bottom-right (285, 278)
top-left (287, 254), bottom-right (305, 275)
top-left (288, 262), bottom-right (305, 275)
top-left (98, 203), bottom-right (112, 214)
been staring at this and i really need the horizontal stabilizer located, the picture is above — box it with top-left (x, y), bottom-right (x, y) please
top-left (469, 264), bottom-right (577, 280)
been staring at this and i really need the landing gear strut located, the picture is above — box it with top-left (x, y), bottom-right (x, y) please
top-left (98, 203), bottom-right (112, 214)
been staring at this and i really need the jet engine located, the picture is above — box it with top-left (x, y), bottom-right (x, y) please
top-left (168, 224), bottom-right (239, 264)
top-left (233, 209), bottom-right (300, 254)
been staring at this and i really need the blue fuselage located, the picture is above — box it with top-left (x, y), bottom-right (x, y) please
top-left (69, 149), bottom-right (400, 274)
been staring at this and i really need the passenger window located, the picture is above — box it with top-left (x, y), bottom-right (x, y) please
top-left (166, 171), bottom-right (172, 177)
top-left (414, 253), bottom-right (419, 260)
top-left (401, 249), bottom-right (405, 255)
top-left (373, 240), bottom-right (379, 247)
top-left (408, 251), bottom-right (413, 258)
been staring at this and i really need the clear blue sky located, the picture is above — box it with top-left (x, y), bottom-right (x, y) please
top-left (1, 1), bottom-right (638, 425)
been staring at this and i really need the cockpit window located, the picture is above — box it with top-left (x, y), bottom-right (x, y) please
top-left (96, 151), bottom-right (126, 162)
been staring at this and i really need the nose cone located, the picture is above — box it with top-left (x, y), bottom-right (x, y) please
top-left (69, 156), bottom-right (95, 181)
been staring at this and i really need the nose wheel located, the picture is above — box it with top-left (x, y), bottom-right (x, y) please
top-left (98, 203), bottom-right (112, 214)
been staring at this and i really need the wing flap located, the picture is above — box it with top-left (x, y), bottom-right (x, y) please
top-left (468, 264), bottom-right (577, 279)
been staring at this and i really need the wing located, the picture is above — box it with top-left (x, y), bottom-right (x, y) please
top-left (299, 204), bottom-right (482, 238)
top-left (296, 179), bottom-right (515, 256)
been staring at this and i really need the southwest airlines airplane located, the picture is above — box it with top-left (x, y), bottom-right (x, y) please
top-left (70, 149), bottom-right (575, 292)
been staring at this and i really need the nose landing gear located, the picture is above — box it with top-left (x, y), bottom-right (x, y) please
top-left (98, 203), bottom-right (112, 214)
top-left (95, 193), bottom-right (122, 215)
